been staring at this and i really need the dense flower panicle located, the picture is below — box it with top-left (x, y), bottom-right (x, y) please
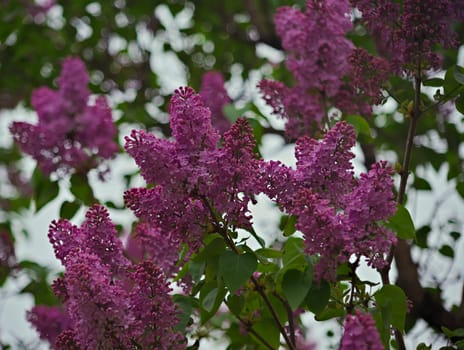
top-left (125, 87), bottom-right (263, 249)
top-left (36, 206), bottom-right (185, 349)
top-left (48, 204), bottom-right (129, 273)
top-left (293, 189), bottom-right (349, 280)
top-left (344, 161), bottom-right (397, 269)
top-left (348, 48), bottom-right (391, 106)
top-left (64, 251), bottom-right (133, 349)
top-left (258, 79), bottom-right (324, 139)
top-left (294, 121), bottom-right (357, 206)
top-left (129, 261), bottom-right (184, 349)
top-left (130, 223), bottom-right (181, 276)
top-left (275, 1), bottom-right (353, 95)
top-left (259, 0), bottom-right (358, 138)
top-left (170, 86), bottom-right (219, 153)
top-left (211, 118), bottom-right (261, 227)
top-left (340, 310), bottom-right (384, 350)
top-left (10, 57), bottom-right (118, 176)
top-left (199, 71), bottom-right (232, 134)
top-left (351, 0), bottom-right (462, 70)
top-left (261, 122), bottom-right (397, 280)
top-left (125, 129), bottom-right (176, 186)
top-left (54, 329), bottom-right (81, 350)
top-left (27, 305), bottom-right (73, 346)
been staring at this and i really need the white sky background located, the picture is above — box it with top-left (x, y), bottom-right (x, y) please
top-left (1, 3), bottom-right (464, 349)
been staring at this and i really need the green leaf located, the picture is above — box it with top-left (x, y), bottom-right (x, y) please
top-left (255, 248), bottom-right (282, 259)
top-left (314, 306), bottom-right (345, 321)
top-left (450, 231), bottom-right (461, 241)
top-left (444, 66), bottom-right (464, 96)
top-left (375, 285), bottom-right (407, 332)
top-left (413, 176), bottom-right (432, 191)
top-left (218, 250), bottom-right (257, 293)
top-left (387, 204), bottom-right (415, 239)
top-left (415, 225), bottom-right (431, 249)
top-left (456, 181), bottom-right (464, 199)
top-left (31, 167), bottom-right (59, 211)
top-left (173, 295), bottom-right (194, 332)
top-left (422, 78), bottom-right (444, 87)
top-left (282, 237), bottom-right (306, 271)
top-left (70, 173), bottom-right (95, 205)
top-left (345, 114), bottom-right (372, 140)
top-left (416, 343), bottom-right (432, 350)
top-left (305, 280), bottom-right (330, 315)
top-left (252, 318), bottom-right (280, 349)
top-left (279, 215), bottom-right (297, 237)
top-left (202, 288), bottom-right (219, 313)
top-left (438, 244), bottom-right (454, 258)
top-left (454, 66), bottom-right (464, 85)
top-left (282, 267), bottom-right (313, 310)
top-left (455, 94), bottom-right (464, 115)
top-left (442, 327), bottom-right (464, 338)
top-left (199, 281), bottom-right (226, 323)
top-left (59, 200), bottom-right (80, 219)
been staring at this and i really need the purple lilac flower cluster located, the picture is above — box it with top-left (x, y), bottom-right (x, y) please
top-left (259, 0), bottom-right (392, 139)
top-left (10, 57), bottom-right (118, 177)
top-left (260, 122), bottom-right (397, 281)
top-left (351, 0), bottom-right (464, 71)
top-left (340, 310), bottom-right (384, 350)
top-left (28, 205), bottom-right (184, 350)
top-left (259, 0), bottom-right (353, 138)
top-left (199, 71), bottom-right (232, 134)
top-left (124, 87), bottom-right (262, 256)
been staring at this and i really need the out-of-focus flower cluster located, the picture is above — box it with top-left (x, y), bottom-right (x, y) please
top-left (199, 71), bottom-right (232, 135)
top-left (258, 0), bottom-right (392, 139)
top-left (351, 0), bottom-right (464, 72)
top-left (10, 57), bottom-right (118, 177)
top-left (340, 310), bottom-right (384, 350)
top-left (28, 205), bottom-right (184, 350)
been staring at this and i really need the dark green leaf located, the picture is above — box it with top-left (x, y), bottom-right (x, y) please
top-left (413, 176), bottom-right (432, 191)
top-left (387, 204), bottom-right (415, 239)
top-left (422, 78), bottom-right (444, 87)
top-left (218, 250), bottom-right (257, 293)
top-left (456, 94), bottom-right (464, 115)
top-left (173, 295), bottom-right (194, 332)
top-left (279, 215), bottom-right (297, 237)
top-left (415, 226), bottom-right (431, 249)
top-left (70, 173), bottom-right (95, 205)
top-left (255, 248), bottom-right (282, 259)
top-left (31, 167), bottom-right (59, 211)
top-left (375, 285), bottom-right (407, 332)
top-left (305, 280), bottom-right (330, 315)
top-left (442, 327), bottom-right (464, 338)
top-left (450, 231), bottom-right (461, 241)
top-left (416, 343), bottom-right (432, 350)
top-left (314, 306), bottom-right (345, 321)
top-left (282, 268), bottom-right (313, 310)
top-left (454, 66), bottom-right (464, 85)
top-left (345, 114), bottom-right (372, 140)
top-left (456, 181), bottom-right (464, 199)
top-left (439, 244), bottom-right (454, 258)
top-left (252, 318), bottom-right (280, 349)
top-left (59, 200), bottom-right (80, 219)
